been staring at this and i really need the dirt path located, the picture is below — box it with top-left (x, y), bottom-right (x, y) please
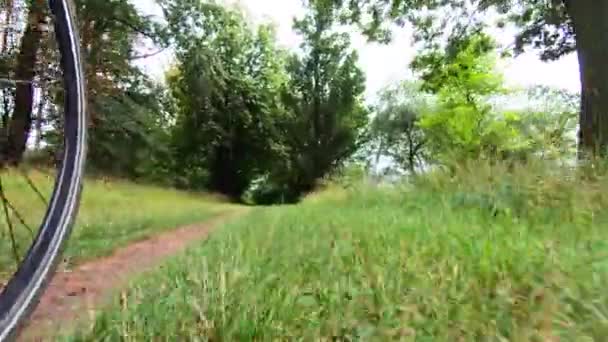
top-left (17, 208), bottom-right (248, 341)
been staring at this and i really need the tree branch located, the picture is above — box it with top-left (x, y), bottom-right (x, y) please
top-left (129, 47), bottom-right (167, 61)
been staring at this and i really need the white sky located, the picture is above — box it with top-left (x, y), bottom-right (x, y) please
top-left (130, 0), bottom-right (581, 102)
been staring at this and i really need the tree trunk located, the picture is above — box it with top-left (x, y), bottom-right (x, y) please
top-left (34, 87), bottom-right (46, 149)
top-left (209, 147), bottom-right (247, 202)
top-left (4, 0), bottom-right (46, 164)
top-left (1, 0), bottom-right (13, 53)
top-left (566, 0), bottom-right (608, 158)
top-left (1, 0), bottom-right (14, 136)
top-left (407, 129), bottom-right (416, 174)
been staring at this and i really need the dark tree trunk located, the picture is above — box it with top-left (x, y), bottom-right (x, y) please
top-left (566, 0), bottom-right (608, 158)
top-left (4, 0), bottom-right (45, 164)
top-left (34, 88), bottom-right (46, 149)
top-left (406, 129), bottom-right (415, 174)
top-left (209, 147), bottom-right (249, 202)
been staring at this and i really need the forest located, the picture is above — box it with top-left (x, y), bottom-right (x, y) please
top-left (1, 0), bottom-right (599, 204)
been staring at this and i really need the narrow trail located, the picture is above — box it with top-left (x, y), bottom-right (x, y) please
top-left (17, 208), bottom-right (249, 341)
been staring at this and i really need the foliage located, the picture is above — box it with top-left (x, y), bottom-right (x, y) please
top-left (412, 32), bottom-right (530, 164)
top-left (325, 0), bottom-right (608, 157)
top-left (162, 1), bottom-right (289, 199)
top-left (0, 0), bottom-right (372, 202)
top-left (509, 85), bottom-right (579, 159)
top-left (0, 0), bottom-right (590, 201)
top-left (324, 0), bottom-right (574, 61)
top-left (371, 31), bottom-right (578, 169)
top-left (259, 0), bottom-right (369, 202)
top-left (369, 81), bottom-right (431, 173)
top-left (74, 0), bottom-right (171, 177)
top-left (482, 0), bottom-right (575, 61)
top-left (0, 0), bottom-right (171, 177)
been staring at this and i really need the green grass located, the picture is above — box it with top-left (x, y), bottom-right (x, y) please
top-left (0, 169), bottom-right (236, 277)
top-left (70, 161), bottom-right (608, 341)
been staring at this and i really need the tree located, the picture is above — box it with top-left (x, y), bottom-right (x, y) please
top-left (267, 0), bottom-right (369, 200)
top-left (370, 81), bottom-right (431, 173)
top-left (163, 1), bottom-right (289, 200)
top-left (326, 0), bottom-right (608, 157)
top-left (74, 0), bottom-right (170, 175)
top-left (0, 0), bottom-right (170, 177)
top-left (509, 85), bottom-right (578, 159)
top-left (0, 0), bottom-right (47, 164)
top-left (412, 32), bottom-right (530, 164)
top-left (0, 0), bottom-right (48, 164)
top-left (490, 0), bottom-right (606, 158)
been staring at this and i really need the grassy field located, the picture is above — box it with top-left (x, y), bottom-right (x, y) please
top-left (66, 161), bottom-right (608, 341)
top-left (0, 169), bottom-right (236, 277)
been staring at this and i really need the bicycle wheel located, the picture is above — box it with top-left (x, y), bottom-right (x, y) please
top-left (0, 0), bottom-right (86, 340)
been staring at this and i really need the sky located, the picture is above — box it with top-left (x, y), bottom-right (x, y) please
top-left (130, 0), bottom-right (581, 103)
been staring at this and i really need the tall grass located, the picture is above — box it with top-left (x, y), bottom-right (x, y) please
top-left (68, 159), bottom-right (608, 340)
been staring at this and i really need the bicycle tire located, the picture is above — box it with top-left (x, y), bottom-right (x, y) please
top-left (0, 0), bottom-right (87, 340)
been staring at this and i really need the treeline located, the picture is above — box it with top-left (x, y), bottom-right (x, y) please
top-left (369, 34), bottom-right (579, 176)
top-left (1, 0), bottom-right (604, 204)
top-left (1, 0), bottom-right (369, 204)
top-left (161, 0), bottom-right (369, 203)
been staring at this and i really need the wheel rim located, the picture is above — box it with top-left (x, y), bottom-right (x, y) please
top-left (0, 0), bottom-right (86, 340)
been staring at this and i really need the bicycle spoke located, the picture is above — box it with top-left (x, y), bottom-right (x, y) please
top-left (0, 176), bottom-right (20, 262)
top-left (19, 166), bottom-right (48, 206)
top-left (5, 199), bottom-right (34, 239)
